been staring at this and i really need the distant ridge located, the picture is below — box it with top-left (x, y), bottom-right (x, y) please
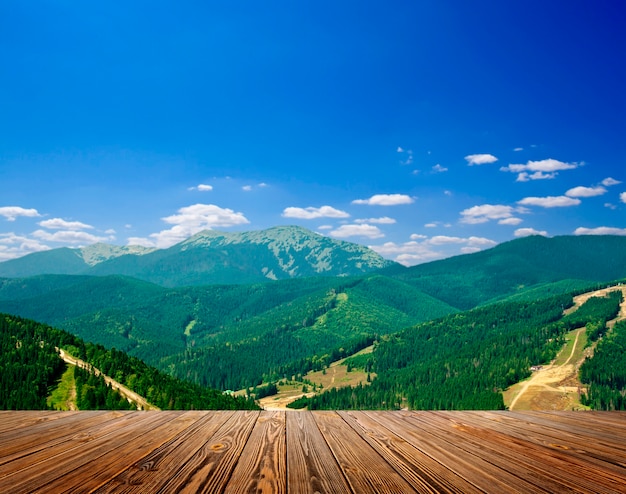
top-left (0, 226), bottom-right (395, 286)
top-left (389, 234), bottom-right (626, 309)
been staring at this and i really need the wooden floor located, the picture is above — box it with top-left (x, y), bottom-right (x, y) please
top-left (1, 410), bottom-right (625, 493)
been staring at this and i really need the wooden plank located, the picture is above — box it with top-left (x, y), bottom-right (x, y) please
top-left (0, 411), bottom-right (127, 467)
top-left (0, 410), bottom-right (79, 434)
top-left (368, 411), bottom-right (547, 493)
top-left (0, 410), bottom-right (625, 493)
top-left (225, 410), bottom-right (287, 494)
top-left (502, 410), bottom-right (626, 453)
top-left (157, 410), bottom-right (259, 493)
top-left (55, 411), bottom-right (208, 494)
top-left (93, 411), bottom-right (235, 493)
top-left (0, 411), bottom-right (174, 494)
top-left (0, 410), bottom-right (114, 446)
top-left (460, 411), bottom-right (626, 465)
top-left (285, 411), bottom-right (352, 494)
top-left (314, 411), bottom-right (418, 493)
top-left (419, 411), bottom-right (625, 494)
top-left (0, 411), bottom-right (145, 476)
top-left (339, 411), bottom-right (482, 494)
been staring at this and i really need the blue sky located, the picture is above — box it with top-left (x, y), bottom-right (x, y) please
top-left (1, 1), bottom-right (625, 265)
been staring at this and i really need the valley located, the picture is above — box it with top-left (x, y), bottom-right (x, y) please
top-left (1, 233), bottom-right (626, 412)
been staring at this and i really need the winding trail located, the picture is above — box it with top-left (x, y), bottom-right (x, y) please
top-left (58, 348), bottom-right (159, 410)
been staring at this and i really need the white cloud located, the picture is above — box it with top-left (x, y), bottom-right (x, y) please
top-left (574, 227), bottom-right (626, 236)
top-left (104, 229), bottom-right (116, 235)
top-left (354, 217), bottom-right (396, 225)
top-left (369, 241), bottom-right (445, 266)
top-left (465, 154), bottom-right (498, 166)
top-left (0, 206), bottom-right (41, 222)
top-left (514, 228), bottom-right (548, 237)
top-left (242, 185), bottom-right (252, 191)
top-left (39, 218), bottom-right (94, 230)
top-left (0, 233), bottom-right (52, 260)
top-left (602, 177), bottom-right (621, 186)
top-left (427, 235), bottom-right (465, 245)
top-left (500, 158), bottom-right (580, 181)
top-left (513, 147), bottom-right (524, 152)
top-left (162, 204), bottom-right (249, 228)
top-left (410, 233), bottom-right (428, 240)
top-left (621, 192), bottom-right (626, 204)
top-left (460, 204), bottom-right (524, 224)
top-left (498, 217), bottom-right (523, 226)
top-left (517, 196), bottom-right (581, 208)
top-left (605, 203), bottom-right (617, 210)
top-left (188, 184), bottom-right (213, 191)
top-left (424, 223), bottom-right (437, 228)
top-left (432, 164), bottom-right (448, 173)
top-left (463, 236), bottom-right (498, 248)
top-left (370, 235), bottom-right (496, 266)
top-left (316, 225), bottom-right (333, 230)
top-left (352, 194), bottom-right (414, 206)
top-left (127, 236), bottom-right (156, 248)
top-left (328, 224), bottom-right (384, 239)
top-left (565, 186), bottom-right (607, 198)
top-left (282, 205), bottom-right (350, 220)
top-left (32, 229), bottom-right (112, 245)
top-left (131, 203), bottom-right (250, 249)
top-left (397, 148), bottom-right (414, 166)
top-left (515, 171), bottom-right (558, 182)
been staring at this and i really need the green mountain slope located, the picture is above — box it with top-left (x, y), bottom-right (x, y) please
top-left (388, 235), bottom-right (626, 309)
top-left (0, 313), bottom-right (258, 410)
top-left (1, 234), bottom-right (624, 393)
top-left (0, 273), bottom-right (458, 390)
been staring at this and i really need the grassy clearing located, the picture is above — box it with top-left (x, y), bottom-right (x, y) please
top-left (47, 365), bottom-right (76, 410)
top-left (554, 327), bottom-right (588, 366)
top-left (239, 345), bottom-right (376, 409)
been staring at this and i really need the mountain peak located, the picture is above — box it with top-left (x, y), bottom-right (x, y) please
top-left (78, 243), bottom-right (156, 266)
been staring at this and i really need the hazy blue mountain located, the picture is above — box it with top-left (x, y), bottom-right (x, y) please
top-left (0, 226), bottom-right (395, 286)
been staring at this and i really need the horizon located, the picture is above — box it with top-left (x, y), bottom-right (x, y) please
top-left (2, 2), bottom-right (625, 266)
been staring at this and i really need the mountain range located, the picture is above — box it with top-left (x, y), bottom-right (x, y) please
top-left (0, 226), bottom-right (393, 286)
top-left (2, 230), bottom-right (626, 392)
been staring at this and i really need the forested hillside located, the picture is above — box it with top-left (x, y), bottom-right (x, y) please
top-left (0, 274), bottom-right (457, 390)
top-left (291, 286), bottom-right (625, 410)
top-left (580, 320), bottom-right (626, 410)
top-left (387, 235), bottom-right (626, 309)
top-left (0, 313), bottom-right (258, 410)
top-left (290, 294), bottom-right (574, 410)
top-left (1, 234), bottom-right (625, 396)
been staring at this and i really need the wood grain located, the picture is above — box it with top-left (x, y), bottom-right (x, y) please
top-left (225, 410), bottom-right (286, 494)
top-left (286, 410), bottom-right (351, 494)
top-left (0, 410), bottom-right (624, 493)
top-left (314, 411), bottom-right (418, 493)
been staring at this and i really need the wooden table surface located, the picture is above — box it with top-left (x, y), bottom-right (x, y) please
top-left (1, 410), bottom-right (625, 493)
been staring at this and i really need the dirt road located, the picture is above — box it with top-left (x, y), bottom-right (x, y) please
top-left (58, 348), bottom-right (159, 410)
top-left (506, 285), bottom-right (626, 411)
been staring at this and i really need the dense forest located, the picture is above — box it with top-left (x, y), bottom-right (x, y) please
top-left (290, 288), bottom-right (625, 410)
top-left (580, 319), bottom-right (626, 410)
top-left (0, 313), bottom-right (258, 410)
top-left (3, 235), bottom-right (626, 394)
top-left (289, 295), bottom-right (574, 409)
